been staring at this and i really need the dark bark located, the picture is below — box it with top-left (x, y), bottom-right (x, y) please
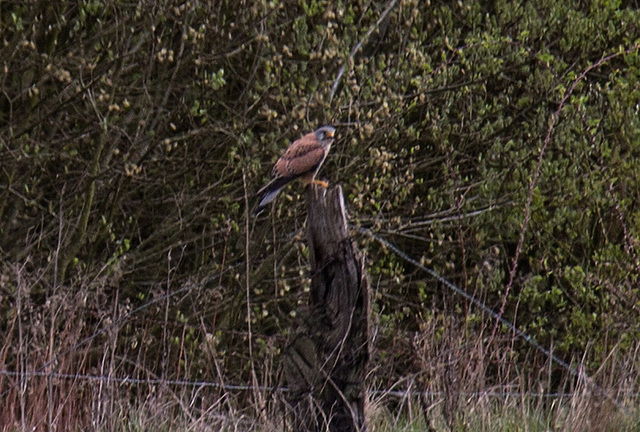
top-left (284, 185), bottom-right (370, 432)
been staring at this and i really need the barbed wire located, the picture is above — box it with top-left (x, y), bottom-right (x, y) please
top-left (0, 369), bottom-right (261, 391)
top-left (2, 369), bottom-right (638, 400)
top-left (353, 225), bottom-right (631, 414)
top-left (0, 262), bottom-right (244, 400)
top-left (1, 227), bottom-right (634, 413)
top-left (353, 226), bottom-right (576, 373)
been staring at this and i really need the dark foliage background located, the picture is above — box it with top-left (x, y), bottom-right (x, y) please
top-left (1, 0), bottom-right (639, 429)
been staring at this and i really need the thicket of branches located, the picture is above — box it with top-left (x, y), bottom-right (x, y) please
top-left (1, 0), bottom-right (640, 429)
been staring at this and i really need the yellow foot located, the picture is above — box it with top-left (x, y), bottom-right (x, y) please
top-left (313, 179), bottom-right (329, 188)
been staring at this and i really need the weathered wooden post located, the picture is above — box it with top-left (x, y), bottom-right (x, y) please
top-left (284, 185), bottom-right (370, 432)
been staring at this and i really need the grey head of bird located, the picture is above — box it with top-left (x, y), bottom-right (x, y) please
top-left (314, 126), bottom-right (336, 148)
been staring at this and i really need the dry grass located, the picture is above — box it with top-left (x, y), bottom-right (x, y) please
top-left (1, 260), bottom-right (638, 432)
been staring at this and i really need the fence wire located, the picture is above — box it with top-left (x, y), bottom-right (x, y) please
top-left (1, 228), bottom-right (635, 413)
top-left (2, 369), bottom-right (638, 400)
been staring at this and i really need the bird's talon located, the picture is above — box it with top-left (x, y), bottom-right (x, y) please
top-left (314, 179), bottom-right (329, 188)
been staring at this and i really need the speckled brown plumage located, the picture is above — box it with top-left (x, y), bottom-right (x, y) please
top-left (255, 126), bottom-right (335, 215)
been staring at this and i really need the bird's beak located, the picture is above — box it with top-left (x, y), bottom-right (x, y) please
top-left (326, 130), bottom-right (335, 138)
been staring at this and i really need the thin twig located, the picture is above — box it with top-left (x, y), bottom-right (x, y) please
top-left (242, 169), bottom-right (266, 421)
top-left (355, 225), bottom-right (629, 414)
top-left (492, 45), bottom-right (640, 342)
top-left (329, 0), bottom-right (398, 102)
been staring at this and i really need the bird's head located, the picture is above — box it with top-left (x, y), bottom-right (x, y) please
top-left (314, 126), bottom-right (336, 147)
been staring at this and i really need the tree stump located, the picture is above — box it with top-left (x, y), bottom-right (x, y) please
top-left (284, 185), bottom-right (370, 432)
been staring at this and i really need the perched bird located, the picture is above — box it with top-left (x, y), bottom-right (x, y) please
top-left (255, 126), bottom-right (336, 215)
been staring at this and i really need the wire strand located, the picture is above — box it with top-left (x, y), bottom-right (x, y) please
top-left (353, 225), bottom-right (629, 413)
top-left (3, 369), bottom-right (638, 400)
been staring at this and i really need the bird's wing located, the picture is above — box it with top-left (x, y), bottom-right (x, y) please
top-left (254, 132), bottom-right (327, 215)
top-left (272, 132), bottom-right (327, 179)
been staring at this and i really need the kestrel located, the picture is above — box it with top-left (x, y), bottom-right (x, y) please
top-left (255, 126), bottom-right (336, 215)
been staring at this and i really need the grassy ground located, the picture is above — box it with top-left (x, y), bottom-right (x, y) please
top-left (369, 394), bottom-right (639, 432)
top-left (94, 393), bottom-right (639, 432)
top-left (4, 378), bottom-right (637, 431)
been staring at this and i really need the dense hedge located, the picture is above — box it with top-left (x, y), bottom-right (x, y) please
top-left (1, 0), bottom-right (639, 411)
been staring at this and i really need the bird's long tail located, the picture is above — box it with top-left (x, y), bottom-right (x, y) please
top-left (254, 176), bottom-right (293, 215)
